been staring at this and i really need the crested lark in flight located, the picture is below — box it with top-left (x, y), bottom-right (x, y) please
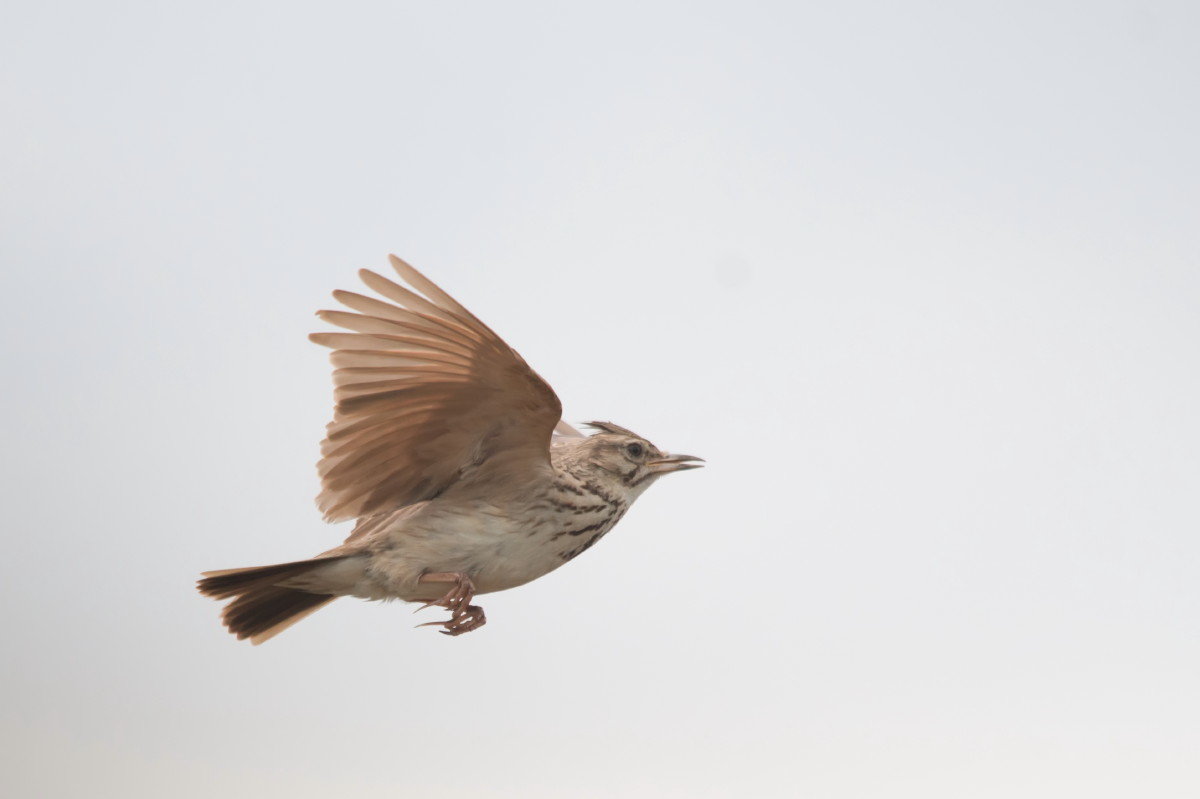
top-left (198, 256), bottom-right (702, 643)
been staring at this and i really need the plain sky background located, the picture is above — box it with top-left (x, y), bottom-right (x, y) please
top-left (2, 1), bottom-right (1198, 797)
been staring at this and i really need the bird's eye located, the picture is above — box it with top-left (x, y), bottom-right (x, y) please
top-left (625, 442), bottom-right (645, 459)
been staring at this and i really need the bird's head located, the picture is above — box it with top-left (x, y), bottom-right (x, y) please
top-left (566, 421), bottom-right (703, 498)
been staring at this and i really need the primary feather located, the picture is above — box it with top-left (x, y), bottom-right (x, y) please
top-left (309, 256), bottom-right (563, 521)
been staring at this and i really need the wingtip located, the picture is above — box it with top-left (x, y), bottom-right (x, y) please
top-left (387, 254), bottom-right (423, 283)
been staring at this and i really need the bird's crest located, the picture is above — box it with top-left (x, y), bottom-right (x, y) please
top-left (584, 420), bottom-right (642, 438)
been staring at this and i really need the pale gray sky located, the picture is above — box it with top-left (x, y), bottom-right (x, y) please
top-left (2, 1), bottom-right (1199, 797)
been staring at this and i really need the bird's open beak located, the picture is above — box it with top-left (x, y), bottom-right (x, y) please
top-left (647, 453), bottom-right (705, 475)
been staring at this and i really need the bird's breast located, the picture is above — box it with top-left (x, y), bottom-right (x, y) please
top-left (369, 476), bottom-right (632, 596)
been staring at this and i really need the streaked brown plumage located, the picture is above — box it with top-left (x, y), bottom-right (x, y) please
top-left (198, 256), bottom-right (702, 643)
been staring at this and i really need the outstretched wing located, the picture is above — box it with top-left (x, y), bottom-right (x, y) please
top-left (309, 255), bottom-right (563, 521)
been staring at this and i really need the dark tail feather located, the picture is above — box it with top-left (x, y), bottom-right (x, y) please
top-left (220, 586), bottom-right (336, 644)
top-left (198, 557), bottom-right (343, 645)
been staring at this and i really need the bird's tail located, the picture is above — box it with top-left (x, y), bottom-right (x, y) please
top-left (197, 556), bottom-right (348, 645)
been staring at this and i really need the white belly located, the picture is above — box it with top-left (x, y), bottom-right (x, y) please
top-left (354, 498), bottom-right (607, 600)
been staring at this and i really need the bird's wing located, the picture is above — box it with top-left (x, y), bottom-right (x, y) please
top-left (309, 256), bottom-right (563, 522)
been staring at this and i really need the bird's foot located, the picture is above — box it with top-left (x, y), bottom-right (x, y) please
top-left (413, 572), bottom-right (486, 635)
top-left (418, 604), bottom-right (487, 636)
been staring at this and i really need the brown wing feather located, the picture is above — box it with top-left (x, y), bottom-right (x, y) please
top-left (310, 256), bottom-right (563, 521)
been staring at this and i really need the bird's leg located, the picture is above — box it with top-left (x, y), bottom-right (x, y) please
top-left (414, 571), bottom-right (487, 636)
top-left (415, 571), bottom-right (475, 614)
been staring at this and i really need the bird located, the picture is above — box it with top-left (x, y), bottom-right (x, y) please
top-left (197, 255), bottom-right (703, 644)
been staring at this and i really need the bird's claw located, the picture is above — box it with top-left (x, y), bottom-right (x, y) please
top-left (411, 572), bottom-right (486, 635)
top-left (416, 605), bottom-right (486, 636)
